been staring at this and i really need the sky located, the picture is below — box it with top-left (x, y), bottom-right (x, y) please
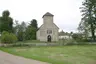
top-left (0, 0), bottom-right (83, 33)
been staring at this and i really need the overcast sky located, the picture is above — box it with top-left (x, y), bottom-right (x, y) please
top-left (0, 0), bottom-right (83, 33)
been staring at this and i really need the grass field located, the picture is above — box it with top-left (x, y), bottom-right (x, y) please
top-left (0, 45), bottom-right (96, 64)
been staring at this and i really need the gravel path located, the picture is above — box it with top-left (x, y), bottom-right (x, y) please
top-left (0, 50), bottom-right (49, 64)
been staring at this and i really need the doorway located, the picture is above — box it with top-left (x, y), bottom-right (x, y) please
top-left (47, 35), bottom-right (51, 42)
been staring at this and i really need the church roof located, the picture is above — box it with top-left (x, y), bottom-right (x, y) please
top-left (42, 12), bottom-right (54, 18)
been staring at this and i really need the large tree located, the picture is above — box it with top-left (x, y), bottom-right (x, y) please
top-left (25, 19), bottom-right (38, 40)
top-left (25, 26), bottom-right (36, 40)
top-left (78, 0), bottom-right (96, 41)
top-left (14, 21), bottom-right (26, 41)
top-left (0, 10), bottom-right (13, 33)
top-left (30, 19), bottom-right (38, 30)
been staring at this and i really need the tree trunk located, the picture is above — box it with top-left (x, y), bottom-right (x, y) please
top-left (90, 23), bottom-right (95, 41)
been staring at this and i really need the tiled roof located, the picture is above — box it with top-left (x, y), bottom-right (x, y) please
top-left (42, 12), bottom-right (54, 18)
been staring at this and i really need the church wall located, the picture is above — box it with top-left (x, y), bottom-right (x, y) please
top-left (37, 24), bottom-right (59, 42)
top-left (37, 29), bottom-right (47, 41)
top-left (52, 29), bottom-right (59, 41)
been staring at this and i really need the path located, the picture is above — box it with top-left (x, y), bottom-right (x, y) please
top-left (0, 50), bottom-right (49, 64)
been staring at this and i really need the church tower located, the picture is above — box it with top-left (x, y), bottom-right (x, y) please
top-left (42, 12), bottom-right (54, 25)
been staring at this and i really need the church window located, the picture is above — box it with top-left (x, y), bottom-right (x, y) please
top-left (47, 30), bottom-right (52, 34)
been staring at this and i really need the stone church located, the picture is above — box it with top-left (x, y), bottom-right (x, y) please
top-left (36, 12), bottom-right (59, 42)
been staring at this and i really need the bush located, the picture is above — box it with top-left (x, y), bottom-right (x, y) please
top-left (60, 39), bottom-right (76, 45)
top-left (1, 31), bottom-right (17, 44)
top-left (64, 39), bottom-right (76, 45)
top-left (76, 42), bottom-right (90, 45)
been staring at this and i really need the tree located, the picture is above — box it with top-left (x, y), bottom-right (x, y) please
top-left (72, 33), bottom-right (83, 42)
top-left (25, 19), bottom-right (38, 40)
top-left (78, 0), bottom-right (96, 41)
top-left (14, 21), bottom-right (26, 41)
top-left (0, 10), bottom-right (13, 33)
top-left (13, 20), bottom-right (19, 35)
top-left (25, 26), bottom-right (36, 40)
top-left (21, 21), bottom-right (26, 32)
top-left (14, 20), bottom-right (38, 41)
top-left (30, 19), bottom-right (38, 30)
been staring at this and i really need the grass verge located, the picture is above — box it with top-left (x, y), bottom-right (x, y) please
top-left (0, 45), bottom-right (96, 64)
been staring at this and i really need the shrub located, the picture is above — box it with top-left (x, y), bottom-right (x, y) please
top-left (1, 31), bottom-right (17, 44)
top-left (64, 39), bottom-right (76, 45)
top-left (76, 42), bottom-right (89, 45)
top-left (60, 39), bottom-right (76, 45)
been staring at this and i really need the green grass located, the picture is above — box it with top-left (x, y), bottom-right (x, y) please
top-left (17, 40), bottom-right (63, 44)
top-left (17, 40), bottom-right (45, 43)
top-left (0, 36), bottom-right (1, 43)
top-left (0, 45), bottom-right (96, 64)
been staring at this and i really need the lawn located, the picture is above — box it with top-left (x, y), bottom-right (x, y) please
top-left (0, 45), bottom-right (96, 64)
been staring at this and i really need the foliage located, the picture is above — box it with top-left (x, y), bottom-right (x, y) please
top-left (25, 19), bottom-right (38, 40)
top-left (72, 33), bottom-right (83, 42)
top-left (0, 10), bottom-right (38, 41)
top-left (62, 39), bottom-right (76, 45)
top-left (78, 0), bottom-right (96, 41)
top-left (30, 19), bottom-right (38, 30)
top-left (76, 42), bottom-right (90, 45)
top-left (1, 31), bottom-right (17, 44)
top-left (14, 21), bottom-right (26, 41)
top-left (17, 31), bottom-right (25, 41)
top-left (28, 19), bottom-right (38, 40)
top-left (0, 10), bottom-right (13, 33)
top-left (25, 26), bottom-right (36, 40)
top-left (13, 19), bottom-right (38, 41)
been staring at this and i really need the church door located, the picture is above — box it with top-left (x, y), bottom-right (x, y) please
top-left (47, 35), bottom-right (51, 42)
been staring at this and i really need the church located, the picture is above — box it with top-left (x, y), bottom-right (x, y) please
top-left (36, 12), bottom-right (59, 42)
